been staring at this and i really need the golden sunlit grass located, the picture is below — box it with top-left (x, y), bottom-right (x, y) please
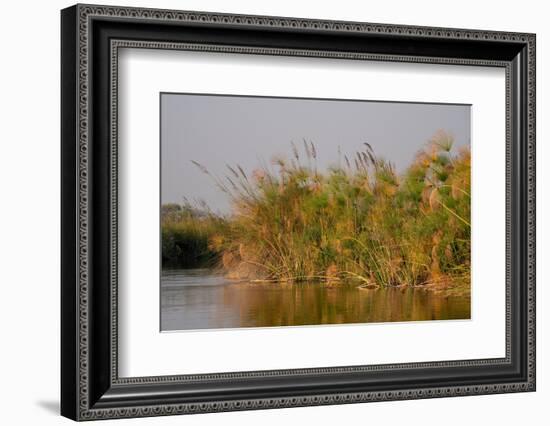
top-left (162, 130), bottom-right (470, 291)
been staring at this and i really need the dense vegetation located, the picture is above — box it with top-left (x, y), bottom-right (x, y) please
top-left (162, 131), bottom-right (470, 290)
top-left (161, 203), bottom-right (222, 268)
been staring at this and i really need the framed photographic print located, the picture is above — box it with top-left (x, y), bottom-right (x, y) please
top-left (61, 4), bottom-right (536, 421)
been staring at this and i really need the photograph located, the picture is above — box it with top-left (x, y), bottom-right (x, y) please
top-left (160, 93), bottom-right (472, 331)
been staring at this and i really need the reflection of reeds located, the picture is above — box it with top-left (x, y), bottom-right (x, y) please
top-left (218, 283), bottom-right (471, 327)
top-left (166, 130), bottom-right (470, 289)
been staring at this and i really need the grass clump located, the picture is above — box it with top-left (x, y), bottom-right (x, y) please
top-left (161, 202), bottom-right (225, 268)
top-left (164, 130), bottom-right (470, 290)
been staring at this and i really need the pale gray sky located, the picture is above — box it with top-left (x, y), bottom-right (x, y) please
top-left (161, 93), bottom-right (470, 214)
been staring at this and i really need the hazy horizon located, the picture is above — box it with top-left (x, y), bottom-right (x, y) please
top-left (161, 93), bottom-right (470, 215)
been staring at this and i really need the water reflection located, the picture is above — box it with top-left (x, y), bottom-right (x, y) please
top-left (161, 269), bottom-right (470, 331)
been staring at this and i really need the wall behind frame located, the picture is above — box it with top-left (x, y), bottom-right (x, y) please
top-left (0, 0), bottom-right (546, 425)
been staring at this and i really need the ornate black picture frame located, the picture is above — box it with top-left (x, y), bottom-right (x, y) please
top-left (61, 4), bottom-right (536, 421)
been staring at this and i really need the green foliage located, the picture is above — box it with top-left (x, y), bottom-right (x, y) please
top-left (167, 130), bottom-right (470, 290)
top-left (161, 203), bottom-right (224, 268)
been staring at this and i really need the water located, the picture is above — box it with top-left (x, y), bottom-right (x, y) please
top-left (161, 268), bottom-right (471, 331)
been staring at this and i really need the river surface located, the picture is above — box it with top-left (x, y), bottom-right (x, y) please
top-left (161, 268), bottom-right (470, 331)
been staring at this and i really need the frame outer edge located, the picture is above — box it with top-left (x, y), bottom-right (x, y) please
top-left (65, 4), bottom-right (536, 421)
top-left (61, 4), bottom-right (80, 422)
top-left (527, 33), bottom-right (536, 390)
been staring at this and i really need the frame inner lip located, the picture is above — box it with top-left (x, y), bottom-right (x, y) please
top-left (110, 38), bottom-right (513, 385)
